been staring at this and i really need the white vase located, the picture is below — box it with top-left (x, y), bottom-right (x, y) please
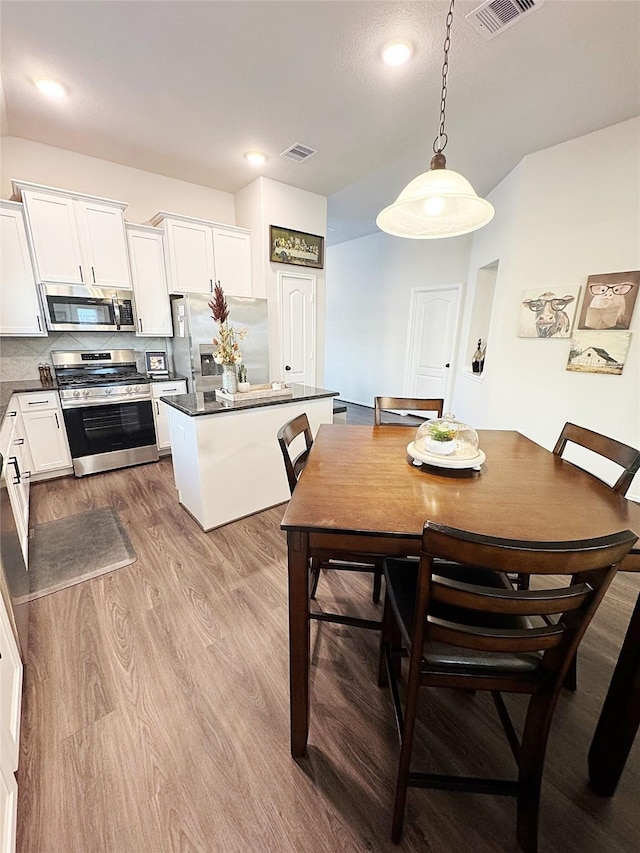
top-left (221, 363), bottom-right (237, 393)
top-left (426, 437), bottom-right (456, 456)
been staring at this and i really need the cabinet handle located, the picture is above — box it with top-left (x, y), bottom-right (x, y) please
top-left (138, 318), bottom-right (143, 333)
top-left (79, 265), bottom-right (84, 282)
top-left (37, 315), bottom-right (42, 332)
top-left (23, 471), bottom-right (31, 481)
top-left (210, 279), bottom-right (213, 292)
top-left (55, 412), bottom-right (60, 428)
top-left (155, 401), bottom-right (160, 415)
top-left (91, 266), bottom-right (96, 283)
top-left (28, 400), bottom-right (48, 405)
top-left (7, 411), bottom-right (16, 418)
top-left (8, 456), bottom-right (20, 485)
top-left (13, 438), bottom-right (24, 445)
top-left (163, 387), bottom-right (178, 392)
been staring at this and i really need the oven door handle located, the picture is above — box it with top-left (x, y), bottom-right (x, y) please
top-left (112, 297), bottom-right (122, 330)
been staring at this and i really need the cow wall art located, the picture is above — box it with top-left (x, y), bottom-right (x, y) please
top-left (577, 270), bottom-right (639, 331)
top-left (518, 286), bottom-right (581, 338)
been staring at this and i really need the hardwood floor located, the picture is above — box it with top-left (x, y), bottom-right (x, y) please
top-left (17, 454), bottom-right (640, 852)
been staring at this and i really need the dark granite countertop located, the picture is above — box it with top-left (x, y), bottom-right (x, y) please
top-left (161, 384), bottom-right (338, 417)
top-left (145, 373), bottom-right (187, 384)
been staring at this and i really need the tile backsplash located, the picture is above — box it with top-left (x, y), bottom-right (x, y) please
top-left (0, 332), bottom-right (173, 381)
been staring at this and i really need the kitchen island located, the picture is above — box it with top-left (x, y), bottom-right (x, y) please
top-left (162, 384), bottom-right (338, 530)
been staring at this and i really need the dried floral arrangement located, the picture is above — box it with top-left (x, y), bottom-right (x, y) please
top-left (209, 283), bottom-right (248, 365)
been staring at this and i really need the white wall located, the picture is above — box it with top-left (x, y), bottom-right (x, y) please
top-left (236, 177), bottom-right (327, 386)
top-left (326, 117), bottom-right (640, 498)
top-left (325, 231), bottom-right (472, 407)
top-left (0, 137), bottom-right (235, 225)
top-left (452, 118), bottom-right (640, 498)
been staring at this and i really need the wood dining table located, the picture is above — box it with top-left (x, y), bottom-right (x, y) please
top-left (280, 424), bottom-right (640, 794)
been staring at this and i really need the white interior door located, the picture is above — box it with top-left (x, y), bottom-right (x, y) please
top-left (280, 272), bottom-right (315, 386)
top-left (404, 285), bottom-right (461, 406)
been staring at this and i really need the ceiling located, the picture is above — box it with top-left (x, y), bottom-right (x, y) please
top-left (1, 1), bottom-right (639, 246)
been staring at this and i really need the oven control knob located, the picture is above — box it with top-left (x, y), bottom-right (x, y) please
top-left (105, 388), bottom-right (112, 395)
top-left (134, 385), bottom-right (140, 393)
top-left (83, 389), bottom-right (90, 397)
top-left (125, 386), bottom-right (132, 394)
top-left (73, 390), bottom-right (80, 398)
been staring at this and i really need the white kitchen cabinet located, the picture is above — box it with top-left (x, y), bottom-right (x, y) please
top-left (0, 201), bottom-right (46, 336)
top-left (17, 391), bottom-right (72, 474)
top-left (12, 180), bottom-right (132, 289)
top-left (0, 578), bottom-right (22, 853)
top-left (0, 761), bottom-right (18, 853)
top-left (151, 380), bottom-right (187, 450)
top-left (126, 224), bottom-right (173, 336)
top-left (151, 212), bottom-right (251, 296)
top-left (211, 225), bottom-right (252, 297)
top-left (2, 401), bottom-right (31, 564)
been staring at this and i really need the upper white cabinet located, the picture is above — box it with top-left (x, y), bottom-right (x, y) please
top-left (150, 211), bottom-right (252, 297)
top-left (0, 201), bottom-right (46, 336)
top-left (12, 180), bottom-right (132, 289)
top-left (125, 224), bottom-right (173, 336)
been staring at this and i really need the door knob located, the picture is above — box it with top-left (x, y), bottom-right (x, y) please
top-left (445, 363), bottom-right (450, 368)
top-left (285, 365), bottom-right (291, 371)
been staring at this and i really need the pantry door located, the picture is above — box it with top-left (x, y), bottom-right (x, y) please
top-left (280, 272), bottom-right (315, 386)
top-left (404, 285), bottom-right (461, 406)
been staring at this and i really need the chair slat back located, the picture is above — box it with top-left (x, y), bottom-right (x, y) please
top-left (277, 413), bottom-right (313, 494)
top-left (418, 523), bottom-right (637, 658)
top-left (374, 397), bottom-right (444, 426)
top-left (553, 422), bottom-right (640, 495)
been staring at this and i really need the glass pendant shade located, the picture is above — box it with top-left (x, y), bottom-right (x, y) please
top-left (376, 166), bottom-right (495, 239)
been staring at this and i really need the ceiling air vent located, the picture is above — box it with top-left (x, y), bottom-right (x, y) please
top-left (281, 143), bottom-right (317, 163)
top-left (466, 0), bottom-right (545, 40)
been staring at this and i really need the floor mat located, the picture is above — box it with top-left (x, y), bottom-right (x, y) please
top-left (19, 507), bottom-right (137, 603)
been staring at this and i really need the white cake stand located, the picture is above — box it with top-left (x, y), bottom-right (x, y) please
top-left (407, 441), bottom-right (486, 471)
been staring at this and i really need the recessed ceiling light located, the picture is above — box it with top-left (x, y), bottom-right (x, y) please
top-left (35, 79), bottom-right (67, 98)
top-left (382, 41), bottom-right (413, 66)
top-left (244, 152), bottom-right (266, 166)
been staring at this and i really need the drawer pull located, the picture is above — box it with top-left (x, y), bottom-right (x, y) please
top-left (13, 438), bottom-right (24, 445)
top-left (8, 456), bottom-right (20, 485)
top-left (28, 400), bottom-right (48, 405)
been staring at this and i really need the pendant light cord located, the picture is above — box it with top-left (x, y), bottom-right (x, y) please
top-left (433, 0), bottom-right (455, 156)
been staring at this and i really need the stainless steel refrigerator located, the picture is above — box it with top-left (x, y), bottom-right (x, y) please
top-left (170, 293), bottom-right (270, 393)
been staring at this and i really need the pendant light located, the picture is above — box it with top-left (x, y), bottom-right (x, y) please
top-left (376, 0), bottom-right (494, 239)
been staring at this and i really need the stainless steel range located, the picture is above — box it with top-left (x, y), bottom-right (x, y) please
top-left (53, 349), bottom-right (158, 477)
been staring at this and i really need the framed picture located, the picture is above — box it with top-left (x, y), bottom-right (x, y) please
top-left (270, 225), bottom-right (324, 269)
top-left (577, 270), bottom-right (639, 331)
top-left (145, 350), bottom-right (168, 375)
top-left (567, 331), bottom-right (632, 375)
top-left (517, 286), bottom-right (580, 338)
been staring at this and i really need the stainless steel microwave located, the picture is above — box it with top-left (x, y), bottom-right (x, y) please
top-left (40, 284), bottom-right (136, 332)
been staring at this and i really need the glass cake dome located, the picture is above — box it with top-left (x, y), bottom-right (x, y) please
top-left (414, 412), bottom-right (480, 460)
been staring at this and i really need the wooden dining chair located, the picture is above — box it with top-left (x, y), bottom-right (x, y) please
top-left (550, 422), bottom-right (640, 690)
top-left (374, 397), bottom-right (444, 426)
top-left (378, 521), bottom-right (637, 853)
top-left (277, 413), bottom-right (384, 629)
top-left (553, 422), bottom-right (640, 495)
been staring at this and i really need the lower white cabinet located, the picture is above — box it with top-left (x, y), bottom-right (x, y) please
top-left (151, 381), bottom-right (187, 450)
top-left (2, 402), bottom-right (32, 565)
top-left (17, 392), bottom-right (72, 474)
top-left (0, 591), bottom-right (22, 853)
